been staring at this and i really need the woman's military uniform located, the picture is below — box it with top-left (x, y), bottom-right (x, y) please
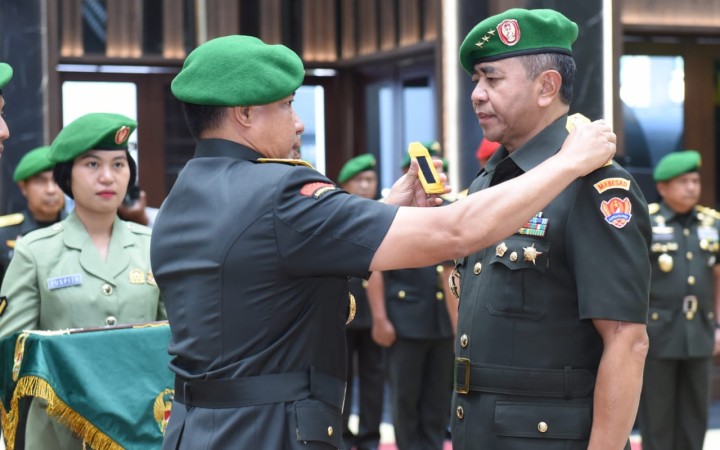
top-left (151, 140), bottom-right (398, 450)
top-left (0, 211), bottom-right (165, 449)
top-left (451, 116), bottom-right (651, 450)
top-left (638, 201), bottom-right (720, 450)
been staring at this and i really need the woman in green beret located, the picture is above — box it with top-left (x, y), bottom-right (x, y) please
top-left (0, 112), bottom-right (166, 449)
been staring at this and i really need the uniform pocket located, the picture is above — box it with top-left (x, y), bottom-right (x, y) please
top-left (494, 400), bottom-right (591, 440)
top-left (485, 236), bottom-right (550, 319)
top-left (294, 399), bottom-right (342, 448)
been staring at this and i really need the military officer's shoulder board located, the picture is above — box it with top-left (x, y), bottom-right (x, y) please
top-left (256, 157), bottom-right (315, 170)
top-left (648, 203), bottom-right (660, 215)
top-left (696, 205), bottom-right (720, 220)
top-left (0, 212), bottom-right (24, 228)
top-left (18, 221), bottom-right (63, 244)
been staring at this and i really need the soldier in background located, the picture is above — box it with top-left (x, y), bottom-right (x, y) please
top-left (338, 153), bottom-right (385, 450)
top-left (368, 142), bottom-right (456, 450)
top-left (0, 145), bottom-right (65, 284)
top-left (639, 150), bottom-right (720, 450)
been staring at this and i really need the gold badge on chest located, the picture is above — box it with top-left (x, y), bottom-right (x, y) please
top-left (658, 253), bottom-right (673, 273)
top-left (129, 268), bottom-right (146, 284)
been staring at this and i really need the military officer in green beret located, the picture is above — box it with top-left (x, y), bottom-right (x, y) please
top-left (0, 146), bottom-right (66, 284)
top-left (0, 62), bottom-right (13, 159)
top-left (149, 34), bottom-right (615, 450)
top-left (337, 154), bottom-right (385, 450)
top-left (0, 112), bottom-right (165, 449)
top-left (451, 9), bottom-right (651, 450)
top-left (638, 150), bottom-right (720, 450)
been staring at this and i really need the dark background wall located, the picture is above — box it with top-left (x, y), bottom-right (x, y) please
top-left (0, 0), bottom-right (46, 215)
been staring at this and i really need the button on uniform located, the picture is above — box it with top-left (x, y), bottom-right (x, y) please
top-left (101, 284), bottom-right (113, 296)
top-left (398, 290), bottom-right (406, 299)
top-left (456, 405), bottom-right (464, 419)
top-left (460, 334), bottom-right (469, 348)
top-left (537, 421), bottom-right (548, 433)
top-left (473, 262), bottom-right (482, 275)
top-left (105, 316), bottom-right (117, 326)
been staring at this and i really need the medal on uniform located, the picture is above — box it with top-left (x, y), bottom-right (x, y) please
top-left (129, 268), bottom-right (146, 284)
top-left (658, 253), bottom-right (673, 273)
top-left (495, 242), bottom-right (508, 257)
top-left (523, 243), bottom-right (542, 265)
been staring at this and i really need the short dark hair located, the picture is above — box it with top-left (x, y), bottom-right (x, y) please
top-left (181, 102), bottom-right (227, 139)
top-left (53, 150), bottom-right (137, 200)
top-left (519, 53), bottom-right (576, 105)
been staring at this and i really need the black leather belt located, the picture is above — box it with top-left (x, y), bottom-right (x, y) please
top-left (174, 367), bottom-right (346, 409)
top-left (454, 358), bottom-right (595, 399)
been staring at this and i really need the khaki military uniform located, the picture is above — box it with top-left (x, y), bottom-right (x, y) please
top-left (0, 211), bottom-right (165, 449)
top-left (638, 202), bottom-right (720, 450)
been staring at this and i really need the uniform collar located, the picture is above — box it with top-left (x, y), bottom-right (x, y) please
top-left (657, 201), bottom-right (700, 224)
top-left (482, 114), bottom-right (568, 177)
top-left (63, 211), bottom-right (135, 250)
top-left (194, 138), bottom-right (263, 161)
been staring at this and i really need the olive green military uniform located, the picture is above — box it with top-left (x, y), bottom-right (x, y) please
top-left (638, 201), bottom-right (720, 450)
top-left (0, 209), bottom-right (66, 284)
top-left (0, 211), bottom-right (165, 449)
top-left (451, 116), bottom-right (650, 449)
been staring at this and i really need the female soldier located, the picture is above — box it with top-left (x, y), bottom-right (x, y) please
top-left (0, 112), bottom-right (165, 449)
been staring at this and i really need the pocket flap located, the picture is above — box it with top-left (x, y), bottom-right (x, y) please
top-left (489, 236), bottom-right (550, 273)
top-left (295, 399), bottom-right (343, 447)
top-left (494, 401), bottom-right (590, 440)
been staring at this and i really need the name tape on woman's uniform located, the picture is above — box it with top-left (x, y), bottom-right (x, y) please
top-left (47, 274), bottom-right (82, 290)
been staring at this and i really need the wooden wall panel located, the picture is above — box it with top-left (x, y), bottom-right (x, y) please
top-left (106, 0), bottom-right (142, 58)
top-left (622, 0), bottom-right (720, 27)
top-left (399, 0), bottom-right (420, 47)
top-left (207, 0), bottom-right (240, 40)
top-left (422, 0), bottom-right (439, 41)
top-left (358, 0), bottom-right (378, 55)
top-left (60, 0), bottom-right (83, 57)
top-left (303, 0), bottom-right (337, 61)
top-left (379, 0), bottom-right (397, 51)
top-left (340, 0), bottom-right (356, 59)
top-left (163, 0), bottom-right (185, 59)
top-left (260, 0), bottom-right (282, 44)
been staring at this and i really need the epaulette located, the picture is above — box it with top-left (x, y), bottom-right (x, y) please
top-left (257, 158), bottom-right (315, 170)
top-left (696, 205), bottom-right (720, 220)
top-left (125, 221), bottom-right (152, 236)
top-left (0, 212), bottom-right (24, 228)
top-left (648, 203), bottom-right (660, 215)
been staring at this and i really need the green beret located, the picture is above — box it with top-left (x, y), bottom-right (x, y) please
top-left (48, 112), bottom-right (137, 163)
top-left (13, 146), bottom-right (54, 182)
top-left (172, 35), bottom-right (305, 106)
top-left (401, 141), bottom-right (442, 169)
top-left (338, 153), bottom-right (376, 184)
top-left (0, 62), bottom-right (12, 90)
top-left (653, 150), bottom-right (702, 182)
top-left (459, 8), bottom-right (578, 74)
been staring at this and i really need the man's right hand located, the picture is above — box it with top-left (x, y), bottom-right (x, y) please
top-left (558, 119), bottom-right (616, 176)
top-left (371, 317), bottom-right (397, 347)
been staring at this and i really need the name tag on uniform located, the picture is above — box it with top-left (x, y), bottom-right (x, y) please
top-left (47, 274), bottom-right (82, 290)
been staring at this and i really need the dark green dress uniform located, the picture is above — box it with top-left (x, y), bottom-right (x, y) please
top-left (0, 209), bottom-right (66, 284)
top-left (343, 277), bottom-right (384, 450)
top-left (450, 115), bottom-right (651, 450)
top-left (151, 139), bottom-right (398, 450)
top-left (638, 201), bottom-right (720, 450)
top-left (383, 263), bottom-right (454, 450)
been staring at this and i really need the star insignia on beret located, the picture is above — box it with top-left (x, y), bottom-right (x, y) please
top-left (523, 243), bottom-right (542, 265)
top-left (488, 30), bottom-right (496, 35)
top-left (475, 41), bottom-right (484, 48)
top-left (482, 35), bottom-right (491, 42)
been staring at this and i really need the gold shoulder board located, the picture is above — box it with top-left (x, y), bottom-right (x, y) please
top-left (0, 213), bottom-right (24, 228)
top-left (697, 205), bottom-right (720, 220)
top-left (648, 203), bottom-right (660, 215)
top-left (257, 158), bottom-right (315, 170)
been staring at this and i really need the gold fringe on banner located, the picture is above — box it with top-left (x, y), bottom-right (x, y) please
top-left (0, 375), bottom-right (122, 450)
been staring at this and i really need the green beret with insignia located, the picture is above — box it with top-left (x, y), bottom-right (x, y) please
top-left (653, 150), bottom-right (701, 182)
top-left (401, 140), bottom-right (447, 170)
top-left (13, 145), bottom-right (54, 182)
top-left (172, 35), bottom-right (305, 106)
top-left (0, 62), bottom-right (13, 90)
top-left (48, 112), bottom-right (136, 163)
top-left (459, 8), bottom-right (578, 74)
top-left (339, 153), bottom-right (376, 184)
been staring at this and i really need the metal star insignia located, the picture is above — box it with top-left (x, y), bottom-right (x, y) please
top-left (523, 243), bottom-right (542, 265)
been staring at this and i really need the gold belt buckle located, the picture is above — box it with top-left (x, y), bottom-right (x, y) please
top-left (455, 357), bottom-right (471, 395)
top-left (683, 295), bottom-right (698, 320)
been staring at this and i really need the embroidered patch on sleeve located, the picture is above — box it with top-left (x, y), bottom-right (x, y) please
top-left (0, 296), bottom-right (7, 317)
top-left (300, 182), bottom-right (338, 199)
top-left (593, 178), bottom-right (631, 194)
top-left (600, 197), bottom-right (632, 229)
